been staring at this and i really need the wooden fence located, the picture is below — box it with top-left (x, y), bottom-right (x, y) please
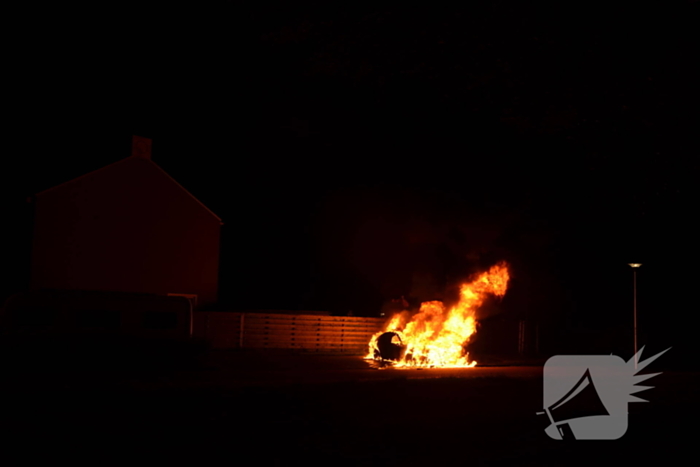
top-left (193, 312), bottom-right (387, 354)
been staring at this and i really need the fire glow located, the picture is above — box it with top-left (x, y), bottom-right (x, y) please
top-left (366, 261), bottom-right (510, 368)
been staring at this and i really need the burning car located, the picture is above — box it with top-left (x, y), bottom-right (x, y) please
top-left (373, 331), bottom-right (407, 362)
top-left (367, 261), bottom-right (510, 368)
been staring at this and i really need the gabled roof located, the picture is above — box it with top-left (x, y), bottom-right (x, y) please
top-left (34, 156), bottom-right (223, 224)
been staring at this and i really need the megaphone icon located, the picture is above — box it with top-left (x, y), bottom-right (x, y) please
top-left (538, 368), bottom-right (610, 440)
top-left (539, 349), bottom-right (670, 440)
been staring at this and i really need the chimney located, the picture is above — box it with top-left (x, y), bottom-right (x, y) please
top-left (131, 135), bottom-right (152, 160)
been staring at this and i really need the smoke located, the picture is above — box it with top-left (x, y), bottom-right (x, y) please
top-left (317, 185), bottom-right (516, 316)
top-left (403, 213), bottom-right (512, 313)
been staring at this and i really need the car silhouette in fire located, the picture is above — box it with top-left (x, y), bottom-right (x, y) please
top-left (374, 331), bottom-right (408, 363)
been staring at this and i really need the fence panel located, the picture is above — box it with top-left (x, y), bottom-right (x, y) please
top-left (194, 312), bottom-right (386, 353)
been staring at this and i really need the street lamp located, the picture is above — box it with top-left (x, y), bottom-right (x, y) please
top-left (628, 263), bottom-right (642, 369)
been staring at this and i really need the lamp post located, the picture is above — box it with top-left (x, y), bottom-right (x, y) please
top-left (628, 263), bottom-right (642, 369)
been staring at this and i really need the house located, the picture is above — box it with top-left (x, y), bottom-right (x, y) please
top-left (28, 136), bottom-right (222, 309)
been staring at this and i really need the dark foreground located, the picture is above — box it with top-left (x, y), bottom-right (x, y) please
top-left (2, 350), bottom-right (697, 465)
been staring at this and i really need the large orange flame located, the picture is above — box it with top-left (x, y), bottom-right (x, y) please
top-left (366, 261), bottom-right (510, 367)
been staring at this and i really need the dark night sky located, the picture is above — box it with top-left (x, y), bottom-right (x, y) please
top-left (3, 2), bottom-right (699, 356)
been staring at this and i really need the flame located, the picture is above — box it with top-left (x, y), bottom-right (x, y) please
top-left (367, 261), bottom-right (510, 368)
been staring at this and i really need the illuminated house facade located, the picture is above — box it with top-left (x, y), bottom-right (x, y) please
top-left (29, 136), bottom-right (222, 308)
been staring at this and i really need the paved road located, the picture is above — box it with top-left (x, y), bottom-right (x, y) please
top-left (3, 351), bottom-right (696, 465)
top-left (2, 352), bottom-right (544, 392)
top-left (171, 353), bottom-right (545, 388)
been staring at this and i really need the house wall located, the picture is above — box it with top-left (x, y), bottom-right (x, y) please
top-left (30, 157), bottom-right (220, 307)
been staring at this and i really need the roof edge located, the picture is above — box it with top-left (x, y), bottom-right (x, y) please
top-left (34, 156), bottom-right (223, 223)
top-left (146, 159), bottom-right (222, 222)
top-left (34, 157), bottom-right (133, 197)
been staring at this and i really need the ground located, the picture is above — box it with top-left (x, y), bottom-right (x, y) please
top-left (2, 350), bottom-right (696, 465)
